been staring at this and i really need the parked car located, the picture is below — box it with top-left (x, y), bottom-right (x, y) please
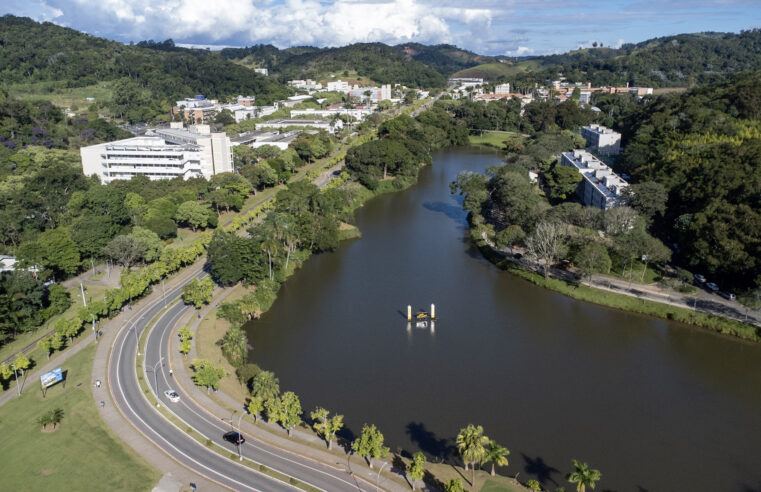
top-left (705, 282), bottom-right (719, 292)
top-left (224, 431), bottom-right (245, 445)
top-left (720, 291), bottom-right (736, 301)
top-left (163, 389), bottom-right (180, 403)
top-left (694, 274), bottom-right (706, 283)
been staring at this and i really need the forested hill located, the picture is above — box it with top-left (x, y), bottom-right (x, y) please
top-left (395, 43), bottom-right (494, 76)
top-left (0, 15), bottom-right (291, 117)
top-left (508, 30), bottom-right (761, 87)
top-left (619, 71), bottom-right (761, 286)
top-left (221, 43), bottom-right (446, 88)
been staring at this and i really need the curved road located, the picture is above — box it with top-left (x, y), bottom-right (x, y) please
top-left (108, 269), bottom-right (376, 492)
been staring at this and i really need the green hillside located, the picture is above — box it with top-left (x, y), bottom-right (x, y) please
top-left (0, 15), bottom-right (291, 122)
top-left (221, 43), bottom-right (446, 88)
top-left (508, 30), bottom-right (761, 87)
top-left (452, 60), bottom-right (543, 81)
top-left (395, 43), bottom-right (494, 76)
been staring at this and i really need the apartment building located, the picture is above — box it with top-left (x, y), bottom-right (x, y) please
top-left (581, 124), bottom-right (621, 155)
top-left (560, 150), bottom-right (628, 210)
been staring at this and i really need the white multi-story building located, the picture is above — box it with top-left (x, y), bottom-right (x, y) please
top-left (495, 83), bottom-right (510, 95)
top-left (581, 124), bottom-right (621, 155)
top-left (560, 150), bottom-right (628, 210)
top-left (256, 118), bottom-right (343, 133)
top-left (288, 79), bottom-right (323, 91)
top-left (254, 68), bottom-right (268, 76)
top-left (290, 107), bottom-right (373, 121)
top-left (230, 130), bottom-right (306, 150)
top-left (80, 124), bottom-right (233, 183)
top-left (326, 80), bottom-right (350, 92)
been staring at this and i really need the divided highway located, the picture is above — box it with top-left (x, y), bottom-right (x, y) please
top-left (108, 269), bottom-right (375, 491)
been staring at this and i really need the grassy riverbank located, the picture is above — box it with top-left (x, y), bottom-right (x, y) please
top-left (0, 344), bottom-right (159, 491)
top-left (472, 228), bottom-right (760, 342)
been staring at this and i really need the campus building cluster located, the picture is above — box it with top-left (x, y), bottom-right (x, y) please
top-left (581, 124), bottom-right (621, 155)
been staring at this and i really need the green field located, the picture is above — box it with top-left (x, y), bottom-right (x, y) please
top-left (6, 81), bottom-right (113, 112)
top-left (0, 344), bottom-right (160, 491)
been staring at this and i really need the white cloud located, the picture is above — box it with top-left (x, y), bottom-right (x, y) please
top-left (58, 0), bottom-right (477, 47)
top-left (505, 46), bottom-right (533, 56)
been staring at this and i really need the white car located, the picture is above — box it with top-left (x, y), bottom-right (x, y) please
top-left (164, 389), bottom-right (180, 403)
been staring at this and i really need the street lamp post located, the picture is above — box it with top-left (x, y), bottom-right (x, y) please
top-left (11, 364), bottom-right (20, 396)
top-left (236, 412), bottom-right (245, 460)
top-left (376, 461), bottom-right (388, 492)
top-left (229, 411), bottom-right (244, 461)
top-left (151, 356), bottom-right (165, 393)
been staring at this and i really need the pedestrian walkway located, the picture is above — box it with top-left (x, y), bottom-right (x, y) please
top-left (168, 288), bottom-right (414, 492)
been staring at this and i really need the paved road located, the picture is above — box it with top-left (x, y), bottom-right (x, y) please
top-left (109, 268), bottom-right (376, 492)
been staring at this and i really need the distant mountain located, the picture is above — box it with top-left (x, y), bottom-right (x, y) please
top-left (0, 15), bottom-right (291, 121)
top-left (221, 43), bottom-right (446, 88)
top-left (454, 30), bottom-right (761, 87)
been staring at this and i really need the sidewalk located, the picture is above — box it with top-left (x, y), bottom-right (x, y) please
top-left (168, 288), bottom-right (416, 492)
top-left (90, 259), bottom-right (225, 492)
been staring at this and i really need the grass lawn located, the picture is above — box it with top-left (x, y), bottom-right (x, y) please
top-left (608, 261), bottom-right (662, 285)
top-left (192, 284), bottom-right (251, 403)
top-left (469, 133), bottom-right (510, 148)
top-left (425, 463), bottom-right (527, 492)
top-left (7, 81), bottom-right (114, 112)
top-left (0, 344), bottom-right (160, 491)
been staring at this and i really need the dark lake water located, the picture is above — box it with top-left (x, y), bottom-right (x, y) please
top-left (246, 147), bottom-right (761, 492)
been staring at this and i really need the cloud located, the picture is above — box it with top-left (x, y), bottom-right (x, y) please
top-left (1, 0), bottom-right (759, 55)
top-left (505, 46), bottom-right (533, 56)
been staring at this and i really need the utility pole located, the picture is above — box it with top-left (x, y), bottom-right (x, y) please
top-left (80, 282), bottom-right (87, 307)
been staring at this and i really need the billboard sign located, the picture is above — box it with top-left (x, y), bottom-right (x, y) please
top-left (40, 367), bottom-right (63, 388)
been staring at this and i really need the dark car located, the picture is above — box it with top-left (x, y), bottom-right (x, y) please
top-left (224, 431), bottom-right (245, 445)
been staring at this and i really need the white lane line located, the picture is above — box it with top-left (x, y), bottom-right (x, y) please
top-left (153, 298), bottom-right (375, 492)
top-left (111, 287), bottom-right (265, 492)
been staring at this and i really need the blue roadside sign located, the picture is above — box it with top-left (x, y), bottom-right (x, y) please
top-left (40, 367), bottom-right (63, 388)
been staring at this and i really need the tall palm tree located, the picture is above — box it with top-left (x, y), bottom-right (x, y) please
top-left (220, 325), bottom-right (248, 367)
top-left (481, 439), bottom-right (510, 476)
top-left (567, 459), bottom-right (602, 492)
top-left (456, 424), bottom-right (489, 485)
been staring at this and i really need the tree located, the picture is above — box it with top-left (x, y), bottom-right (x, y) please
top-left (527, 479), bottom-right (543, 491)
top-left (482, 439), bottom-right (510, 476)
top-left (546, 165), bottom-right (582, 202)
top-left (182, 277), bottom-right (215, 308)
top-left (247, 395), bottom-right (264, 422)
top-left (180, 338), bottom-right (191, 358)
top-left (54, 317), bottom-right (83, 344)
top-left (574, 242), bottom-right (612, 281)
top-left (219, 325), bottom-right (247, 368)
top-left (12, 354), bottom-right (30, 378)
top-left (37, 411), bottom-right (52, 430)
top-left (103, 235), bottom-right (145, 269)
top-left (215, 109), bottom-right (235, 126)
top-left (310, 407), bottom-right (344, 450)
top-left (49, 407), bottom-right (64, 429)
top-left (444, 478), bottom-right (464, 492)
top-left (191, 359), bottom-right (224, 393)
top-left (622, 182), bottom-right (667, 224)
top-left (525, 221), bottom-right (567, 279)
top-left (495, 225), bottom-right (526, 255)
top-left (251, 370), bottom-right (280, 402)
top-left (264, 395), bottom-right (283, 424)
top-left (456, 424), bottom-right (489, 485)
top-left (175, 201), bottom-right (209, 231)
top-left (38, 332), bottom-right (64, 358)
top-left (129, 227), bottom-right (164, 262)
top-left (406, 452), bottom-right (426, 490)
top-left (352, 424), bottom-right (390, 468)
top-left (279, 391), bottom-right (302, 436)
top-left (567, 459), bottom-right (601, 492)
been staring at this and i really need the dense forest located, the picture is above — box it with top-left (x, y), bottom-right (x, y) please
top-left (394, 43), bottom-right (494, 76)
top-left (508, 30), bottom-right (761, 88)
top-left (221, 42), bottom-right (446, 88)
top-left (0, 15), bottom-right (291, 121)
top-left (617, 71), bottom-right (761, 286)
